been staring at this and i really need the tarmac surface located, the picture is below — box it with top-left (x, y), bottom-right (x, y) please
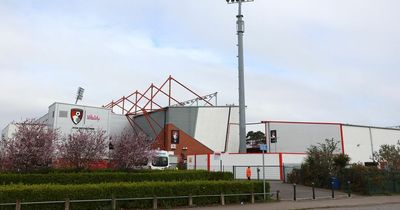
top-left (178, 181), bottom-right (400, 210)
top-left (178, 195), bottom-right (400, 210)
top-left (268, 181), bottom-right (349, 200)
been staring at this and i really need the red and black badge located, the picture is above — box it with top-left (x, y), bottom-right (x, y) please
top-left (71, 108), bottom-right (84, 125)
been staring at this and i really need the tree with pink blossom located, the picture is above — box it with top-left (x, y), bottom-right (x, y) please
top-left (110, 129), bottom-right (154, 169)
top-left (58, 129), bottom-right (107, 169)
top-left (1, 119), bottom-right (58, 172)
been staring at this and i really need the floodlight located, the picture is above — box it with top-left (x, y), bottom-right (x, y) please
top-left (75, 87), bottom-right (85, 104)
top-left (226, 0), bottom-right (253, 153)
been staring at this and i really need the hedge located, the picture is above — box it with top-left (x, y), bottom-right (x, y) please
top-left (0, 171), bottom-right (233, 185)
top-left (338, 166), bottom-right (400, 195)
top-left (0, 180), bottom-right (267, 210)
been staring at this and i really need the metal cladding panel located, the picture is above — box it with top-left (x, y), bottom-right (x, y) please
top-left (195, 154), bottom-right (208, 170)
top-left (222, 153), bottom-right (280, 166)
top-left (282, 154), bottom-right (307, 165)
top-left (166, 107), bottom-right (198, 137)
top-left (342, 125), bottom-right (373, 163)
top-left (133, 110), bottom-right (165, 139)
top-left (370, 128), bottom-right (400, 152)
top-left (109, 114), bottom-right (131, 137)
top-left (194, 107), bottom-right (231, 152)
top-left (226, 107), bottom-right (240, 153)
top-left (37, 113), bottom-right (49, 125)
top-left (269, 123), bottom-right (342, 153)
top-left (1, 123), bottom-right (17, 140)
top-left (187, 155), bottom-right (195, 170)
top-left (215, 153), bottom-right (280, 180)
top-left (52, 103), bottom-right (111, 137)
top-left (47, 104), bottom-right (57, 128)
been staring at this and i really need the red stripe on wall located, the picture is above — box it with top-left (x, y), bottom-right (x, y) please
top-left (340, 124), bottom-right (345, 154)
top-left (279, 153), bottom-right (283, 181)
top-left (207, 154), bottom-right (211, 172)
top-left (228, 152), bottom-right (307, 155)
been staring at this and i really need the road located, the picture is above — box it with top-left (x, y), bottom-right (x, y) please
top-left (313, 203), bottom-right (400, 210)
top-left (178, 181), bottom-right (400, 210)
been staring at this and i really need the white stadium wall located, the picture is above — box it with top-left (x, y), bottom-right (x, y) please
top-left (267, 122), bottom-right (343, 154)
top-left (109, 113), bottom-right (131, 137)
top-left (342, 125), bottom-right (374, 163)
top-left (166, 106), bottom-right (239, 153)
top-left (50, 103), bottom-right (112, 137)
top-left (225, 108), bottom-right (240, 153)
top-left (193, 107), bottom-right (239, 153)
top-left (187, 152), bottom-right (306, 180)
top-left (342, 125), bottom-right (400, 163)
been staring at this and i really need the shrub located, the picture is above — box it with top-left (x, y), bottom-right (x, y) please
top-left (338, 164), bottom-right (400, 195)
top-left (0, 171), bottom-right (233, 185)
top-left (0, 180), bottom-right (266, 210)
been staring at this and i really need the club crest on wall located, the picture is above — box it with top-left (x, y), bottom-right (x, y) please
top-left (71, 108), bottom-right (84, 125)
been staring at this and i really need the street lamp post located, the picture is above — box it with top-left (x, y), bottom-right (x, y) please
top-left (226, 0), bottom-right (253, 153)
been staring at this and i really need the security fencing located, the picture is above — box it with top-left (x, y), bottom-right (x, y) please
top-left (232, 165), bottom-right (281, 180)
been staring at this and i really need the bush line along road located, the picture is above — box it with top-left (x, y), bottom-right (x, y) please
top-left (0, 171), bottom-right (269, 210)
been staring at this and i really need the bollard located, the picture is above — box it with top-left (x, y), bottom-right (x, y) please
top-left (347, 181), bottom-right (352, 198)
top-left (312, 182), bottom-right (316, 200)
top-left (331, 182), bottom-right (335, 199)
top-left (220, 193), bottom-right (225, 206)
top-left (15, 200), bottom-right (21, 210)
top-left (64, 198), bottom-right (70, 210)
top-left (276, 190), bottom-right (280, 201)
top-left (153, 196), bottom-right (158, 209)
top-left (293, 183), bottom-right (297, 201)
top-left (251, 192), bottom-right (255, 204)
top-left (188, 194), bottom-right (193, 206)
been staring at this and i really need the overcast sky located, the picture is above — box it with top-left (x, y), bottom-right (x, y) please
top-left (1, 0), bottom-right (399, 129)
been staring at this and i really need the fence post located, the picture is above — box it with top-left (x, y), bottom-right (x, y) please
top-left (111, 196), bottom-right (117, 210)
top-left (347, 181), bottom-right (352, 198)
top-left (312, 182), bottom-right (315, 200)
top-left (153, 196), bottom-right (158, 209)
top-left (293, 184), bottom-right (297, 201)
top-left (15, 200), bottom-right (21, 210)
top-left (188, 194), bottom-right (193, 206)
top-left (331, 181), bottom-right (335, 199)
top-left (233, 166), bottom-right (236, 179)
top-left (64, 198), bottom-right (70, 210)
top-left (251, 192), bottom-right (255, 204)
top-left (220, 193), bottom-right (225, 206)
top-left (276, 190), bottom-right (280, 201)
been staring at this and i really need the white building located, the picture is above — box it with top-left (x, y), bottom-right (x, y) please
top-left (188, 121), bottom-right (400, 181)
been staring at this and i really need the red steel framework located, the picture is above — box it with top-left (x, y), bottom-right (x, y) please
top-left (103, 75), bottom-right (215, 137)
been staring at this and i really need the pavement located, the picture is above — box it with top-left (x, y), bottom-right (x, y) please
top-left (268, 181), bottom-right (349, 200)
top-left (177, 181), bottom-right (400, 210)
top-left (178, 195), bottom-right (400, 210)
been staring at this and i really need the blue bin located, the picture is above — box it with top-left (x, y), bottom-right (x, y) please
top-left (330, 177), bottom-right (340, 190)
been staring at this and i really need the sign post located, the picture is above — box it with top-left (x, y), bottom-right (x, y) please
top-left (260, 144), bottom-right (267, 200)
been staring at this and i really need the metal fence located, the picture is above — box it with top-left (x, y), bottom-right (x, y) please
top-left (363, 172), bottom-right (400, 195)
top-left (232, 165), bottom-right (281, 180)
top-left (0, 192), bottom-right (275, 210)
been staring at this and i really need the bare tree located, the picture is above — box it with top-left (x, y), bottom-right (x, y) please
top-left (1, 119), bottom-right (58, 172)
top-left (58, 129), bottom-right (107, 169)
top-left (110, 129), bottom-right (154, 169)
